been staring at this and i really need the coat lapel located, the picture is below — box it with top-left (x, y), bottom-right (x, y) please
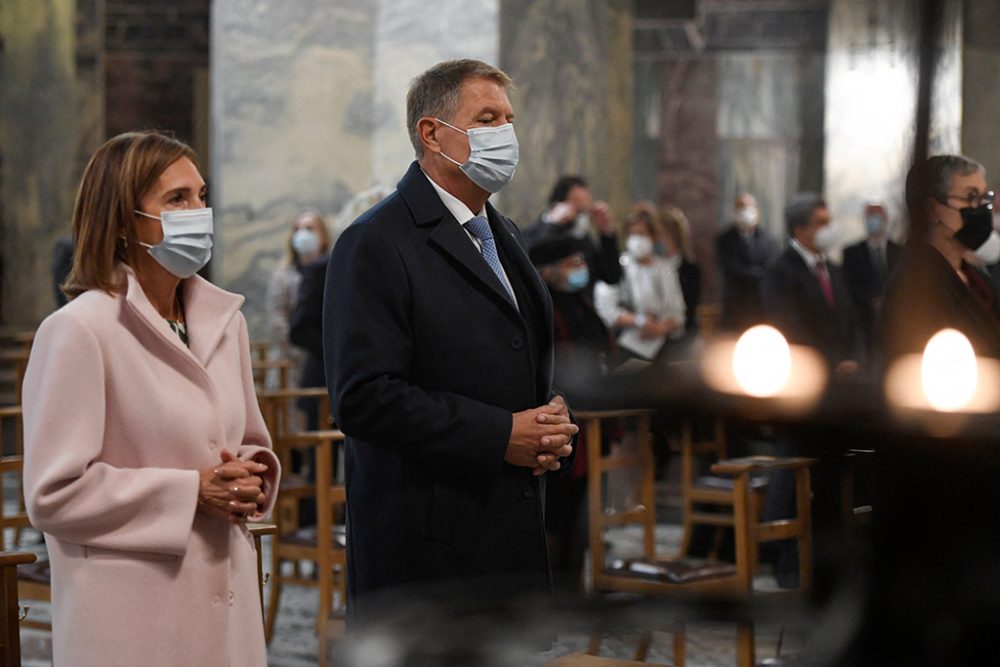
top-left (398, 161), bottom-right (521, 317)
top-left (122, 266), bottom-right (243, 368)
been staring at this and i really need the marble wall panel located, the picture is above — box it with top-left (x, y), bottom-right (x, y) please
top-left (211, 0), bottom-right (376, 337)
top-left (499, 0), bottom-right (633, 228)
top-left (0, 0), bottom-right (103, 325)
top-left (961, 0), bottom-right (1000, 183)
top-left (372, 0), bottom-right (499, 190)
top-left (656, 58), bottom-right (720, 300)
top-left (630, 58), bottom-right (663, 203)
top-left (824, 0), bottom-right (962, 250)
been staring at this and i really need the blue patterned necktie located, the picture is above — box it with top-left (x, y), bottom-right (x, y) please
top-left (465, 216), bottom-right (516, 304)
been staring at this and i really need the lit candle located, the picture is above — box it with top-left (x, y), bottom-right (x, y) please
top-left (885, 328), bottom-right (1000, 414)
top-left (702, 325), bottom-right (827, 409)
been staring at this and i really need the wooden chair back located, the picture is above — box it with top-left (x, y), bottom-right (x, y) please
top-left (264, 429), bottom-right (347, 651)
top-left (0, 407), bottom-right (51, 632)
top-left (0, 552), bottom-right (37, 667)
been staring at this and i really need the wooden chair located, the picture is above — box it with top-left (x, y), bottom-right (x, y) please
top-left (0, 329), bottom-right (33, 406)
top-left (677, 420), bottom-right (766, 567)
top-left (248, 522), bottom-right (277, 623)
top-left (264, 429), bottom-right (347, 647)
top-left (0, 552), bottom-right (37, 667)
top-left (252, 358), bottom-right (296, 392)
top-left (579, 409), bottom-right (814, 667)
top-left (0, 407), bottom-right (51, 632)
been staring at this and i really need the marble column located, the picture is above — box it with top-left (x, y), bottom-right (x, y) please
top-left (961, 0), bottom-right (1000, 183)
top-left (372, 0), bottom-right (499, 189)
top-left (499, 0), bottom-right (633, 227)
top-left (210, 0), bottom-right (377, 337)
top-left (0, 0), bottom-right (104, 325)
top-left (824, 0), bottom-right (962, 249)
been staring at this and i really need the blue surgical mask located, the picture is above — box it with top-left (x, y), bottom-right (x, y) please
top-left (436, 119), bottom-right (519, 193)
top-left (864, 214), bottom-right (886, 237)
top-left (564, 266), bottom-right (590, 292)
top-left (133, 208), bottom-right (213, 278)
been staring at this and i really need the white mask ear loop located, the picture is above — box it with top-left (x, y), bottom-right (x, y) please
top-left (433, 118), bottom-right (468, 167)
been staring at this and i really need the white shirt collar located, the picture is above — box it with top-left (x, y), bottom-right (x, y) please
top-left (422, 170), bottom-right (486, 225)
top-left (790, 238), bottom-right (824, 270)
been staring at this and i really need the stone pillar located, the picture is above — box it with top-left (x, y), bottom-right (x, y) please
top-left (372, 0), bottom-right (499, 189)
top-left (0, 0), bottom-right (104, 325)
top-left (962, 0), bottom-right (1000, 183)
top-left (499, 0), bottom-right (633, 227)
top-left (824, 0), bottom-right (962, 249)
top-left (211, 0), bottom-right (377, 336)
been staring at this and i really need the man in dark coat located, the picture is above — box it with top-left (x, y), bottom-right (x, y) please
top-left (841, 202), bottom-right (903, 368)
top-left (323, 59), bottom-right (577, 627)
top-left (716, 192), bottom-right (780, 332)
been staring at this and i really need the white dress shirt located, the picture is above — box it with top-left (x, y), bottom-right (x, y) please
top-left (423, 171), bottom-right (518, 308)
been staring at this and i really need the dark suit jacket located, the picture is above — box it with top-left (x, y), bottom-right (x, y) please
top-left (842, 239), bottom-right (902, 364)
top-left (324, 162), bottom-right (564, 622)
top-left (761, 245), bottom-right (860, 368)
top-left (289, 256), bottom-right (327, 390)
top-left (882, 244), bottom-right (1000, 364)
top-left (716, 225), bottom-right (780, 331)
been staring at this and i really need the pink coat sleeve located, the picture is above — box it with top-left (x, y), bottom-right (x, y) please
top-left (22, 309), bottom-right (201, 556)
top-left (234, 314), bottom-right (281, 520)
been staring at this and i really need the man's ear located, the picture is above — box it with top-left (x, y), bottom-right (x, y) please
top-left (417, 117), bottom-right (441, 155)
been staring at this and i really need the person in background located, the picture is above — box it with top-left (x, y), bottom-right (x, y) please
top-left (264, 209), bottom-right (331, 388)
top-left (21, 131), bottom-right (279, 666)
top-left (659, 204), bottom-right (702, 338)
top-left (716, 191), bottom-right (779, 331)
top-left (883, 155), bottom-right (1000, 363)
top-left (594, 202), bottom-right (687, 361)
top-left (842, 202), bottom-right (903, 369)
top-left (51, 235), bottom-right (74, 308)
top-left (530, 236), bottom-right (618, 588)
top-left (761, 193), bottom-right (860, 588)
top-left (523, 175), bottom-right (623, 287)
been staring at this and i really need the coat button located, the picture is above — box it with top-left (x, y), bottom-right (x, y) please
top-left (229, 590), bottom-right (235, 607)
top-left (522, 485), bottom-right (534, 499)
top-left (209, 441), bottom-right (217, 449)
top-left (510, 335), bottom-right (523, 350)
top-left (212, 595), bottom-right (221, 605)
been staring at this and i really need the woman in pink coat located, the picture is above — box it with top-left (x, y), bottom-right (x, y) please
top-left (22, 131), bottom-right (280, 666)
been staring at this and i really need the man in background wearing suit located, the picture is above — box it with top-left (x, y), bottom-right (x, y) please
top-left (324, 59), bottom-right (577, 628)
top-left (716, 191), bottom-right (780, 332)
top-left (842, 202), bottom-right (902, 368)
top-left (761, 193), bottom-right (861, 587)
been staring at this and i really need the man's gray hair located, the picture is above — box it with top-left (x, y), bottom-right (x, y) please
top-left (785, 192), bottom-right (827, 236)
top-left (904, 154), bottom-right (985, 223)
top-left (406, 59), bottom-right (513, 158)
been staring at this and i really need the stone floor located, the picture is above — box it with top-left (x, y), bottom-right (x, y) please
top-left (12, 520), bottom-right (809, 667)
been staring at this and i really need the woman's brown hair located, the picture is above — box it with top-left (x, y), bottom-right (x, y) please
top-left (285, 209), bottom-right (332, 267)
top-left (660, 204), bottom-right (696, 263)
top-left (62, 131), bottom-right (197, 299)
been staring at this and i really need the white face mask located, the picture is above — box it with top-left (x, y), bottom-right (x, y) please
top-left (813, 223), bottom-right (839, 252)
top-left (435, 119), bottom-right (519, 193)
top-left (975, 230), bottom-right (1000, 265)
top-left (626, 235), bottom-right (654, 259)
top-left (291, 228), bottom-right (320, 257)
top-left (134, 208), bottom-right (214, 278)
top-left (736, 206), bottom-right (759, 228)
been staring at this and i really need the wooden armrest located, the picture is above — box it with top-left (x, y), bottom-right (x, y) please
top-left (575, 409), bottom-right (655, 420)
top-left (711, 455), bottom-right (816, 475)
top-left (0, 405), bottom-right (23, 418)
top-left (248, 523), bottom-right (277, 538)
top-left (251, 359), bottom-right (295, 370)
top-left (258, 387), bottom-right (329, 400)
top-left (277, 430), bottom-right (345, 447)
top-left (0, 552), bottom-right (37, 567)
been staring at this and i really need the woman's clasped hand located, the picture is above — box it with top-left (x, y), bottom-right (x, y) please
top-left (198, 449), bottom-right (270, 523)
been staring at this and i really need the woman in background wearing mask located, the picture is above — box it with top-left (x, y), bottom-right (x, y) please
top-left (264, 208), bottom-right (331, 388)
top-left (594, 202), bottom-right (688, 361)
top-left (658, 205), bottom-right (702, 338)
top-left (22, 131), bottom-right (280, 667)
top-left (883, 154), bottom-right (1000, 364)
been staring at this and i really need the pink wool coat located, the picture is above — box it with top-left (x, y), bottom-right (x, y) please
top-left (22, 267), bottom-right (280, 667)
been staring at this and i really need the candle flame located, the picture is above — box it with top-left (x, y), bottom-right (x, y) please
top-left (921, 328), bottom-right (977, 412)
top-left (732, 325), bottom-right (792, 397)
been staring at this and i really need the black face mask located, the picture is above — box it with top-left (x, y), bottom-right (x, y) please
top-left (953, 204), bottom-right (994, 250)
